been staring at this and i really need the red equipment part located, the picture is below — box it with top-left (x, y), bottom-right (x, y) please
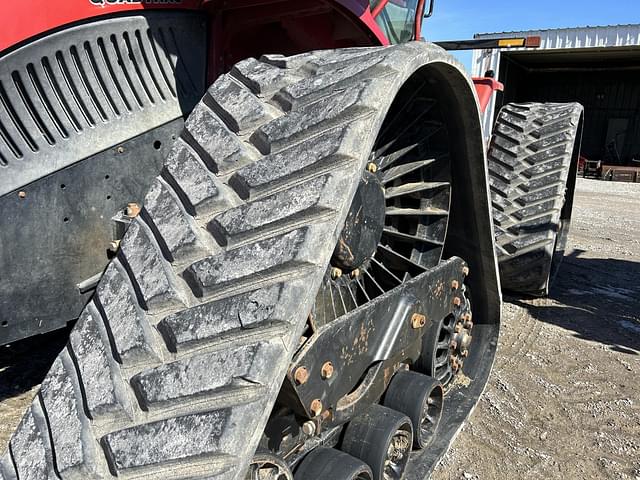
top-left (0, 0), bottom-right (390, 53)
top-left (472, 77), bottom-right (504, 113)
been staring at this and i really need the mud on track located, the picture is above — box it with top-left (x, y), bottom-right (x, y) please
top-left (1, 178), bottom-right (639, 479)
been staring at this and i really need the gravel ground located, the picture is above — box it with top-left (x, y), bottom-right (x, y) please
top-left (433, 177), bottom-right (640, 480)
top-left (1, 178), bottom-right (638, 479)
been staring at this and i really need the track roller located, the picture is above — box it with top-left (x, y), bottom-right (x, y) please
top-left (295, 447), bottom-right (373, 480)
top-left (341, 404), bottom-right (413, 480)
top-left (383, 371), bottom-right (444, 449)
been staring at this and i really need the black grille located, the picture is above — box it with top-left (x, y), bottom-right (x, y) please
top-left (0, 12), bottom-right (206, 195)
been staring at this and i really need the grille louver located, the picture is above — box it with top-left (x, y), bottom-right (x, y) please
top-left (0, 12), bottom-right (206, 196)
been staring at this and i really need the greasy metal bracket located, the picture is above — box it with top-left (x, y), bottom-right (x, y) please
top-left (285, 257), bottom-right (467, 423)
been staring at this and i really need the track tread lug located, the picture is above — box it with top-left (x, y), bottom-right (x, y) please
top-left (95, 261), bottom-right (158, 365)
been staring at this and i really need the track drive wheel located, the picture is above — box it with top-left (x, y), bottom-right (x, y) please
top-left (488, 102), bottom-right (583, 295)
top-left (0, 42), bottom-right (485, 480)
top-left (341, 405), bottom-right (413, 480)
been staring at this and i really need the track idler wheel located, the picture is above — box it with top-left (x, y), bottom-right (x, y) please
top-left (383, 371), bottom-right (444, 449)
top-left (341, 404), bottom-right (413, 480)
top-left (247, 453), bottom-right (293, 480)
top-left (295, 447), bottom-right (373, 480)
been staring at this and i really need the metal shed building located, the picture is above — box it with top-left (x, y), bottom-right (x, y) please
top-left (472, 24), bottom-right (640, 165)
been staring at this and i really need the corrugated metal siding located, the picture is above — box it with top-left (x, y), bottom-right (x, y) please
top-left (474, 24), bottom-right (640, 51)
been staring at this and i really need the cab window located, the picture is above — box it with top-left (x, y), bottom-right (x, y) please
top-left (370, 0), bottom-right (420, 44)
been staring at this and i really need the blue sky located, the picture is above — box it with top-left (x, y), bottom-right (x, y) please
top-left (422, 0), bottom-right (640, 71)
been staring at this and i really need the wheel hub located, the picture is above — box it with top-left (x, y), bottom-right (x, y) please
top-left (331, 172), bottom-right (386, 272)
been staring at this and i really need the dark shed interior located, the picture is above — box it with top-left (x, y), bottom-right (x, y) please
top-left (496, 46), bottom-right (640, 164)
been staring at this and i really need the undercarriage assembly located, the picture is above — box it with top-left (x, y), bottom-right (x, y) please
top-left (0, 7), bottom-right (501, 479)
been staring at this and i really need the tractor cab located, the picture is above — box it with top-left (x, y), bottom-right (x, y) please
top-left (369, 0), bottom-right (429, 43)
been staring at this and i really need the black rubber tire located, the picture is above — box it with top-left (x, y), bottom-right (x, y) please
top-left (0, 42), bottom-right (463, 480)
top-left (383, 371), bottom-right (443, 449)
top-left (295, 447), bottom-right (372, 480)
top-left (488, 102), bottom-right (583, 296)
top-left (341, 404), bottom-right (413, 480)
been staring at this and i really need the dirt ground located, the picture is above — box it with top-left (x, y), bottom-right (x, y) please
top-left (433, 178), bottom-right (640, 480)
top-left (1, 178), bottom-right (639, 479)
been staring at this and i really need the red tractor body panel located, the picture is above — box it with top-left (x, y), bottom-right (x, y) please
top-left (0, 0), bottom-right (388, 53)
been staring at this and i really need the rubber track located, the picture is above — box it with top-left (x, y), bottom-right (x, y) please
top-left (0, 42), bottom-right (457, 480)
top-left (487, 102), bottom-right (583, 295)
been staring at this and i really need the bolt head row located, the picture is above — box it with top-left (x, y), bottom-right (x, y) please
top-left (294, 362), bottom-right (336, 385)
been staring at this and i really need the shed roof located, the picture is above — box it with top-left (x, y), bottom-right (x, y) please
top-left (475, 24), bottom-right (640, 50)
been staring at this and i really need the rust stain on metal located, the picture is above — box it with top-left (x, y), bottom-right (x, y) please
top-left (321, 361), bottom-right (334, 379)
top-left (126, 202), bottom-right (141, 218)
top-left (411, 313), bottom-right (426, 329)
top-left (294, 366), bottom-right (309, 385)
top-left (433, 279), bottom-right (445, 298)
top-left (310, 399), bottom-right (323, 417)
top-left (383, 366), bottom-right (394, 386)
top-left (341, 321), bottom-right (371, 366)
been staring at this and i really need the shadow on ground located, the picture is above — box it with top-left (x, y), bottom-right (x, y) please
top-left (508, 249), bottom-right (640, 355)
top-left (0, 326), bottom-right (70, 402)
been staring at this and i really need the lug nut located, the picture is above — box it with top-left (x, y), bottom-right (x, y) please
top-left (294, 366), bottom-right (309, 385)
top-left (350, 268), bottom-right (360, 278)
top-left (330, 267), bottom-right (342, 279)
top-left (310, 399), bottom-right (323, 417)
top-left (117, 146), bottom-right (125, 154)
top-left (302, 420), bottom-right (316, 436)
top-left (452, 296), bottom-right (461, 307)
top-left (449, 340), bottom-right (458, 350)
top-left (462, 266), bottom-right (469, 276)
top-left (108, 240), bottom-right (121, 252)
top-left (411, 313), bottom-right (426, 329)
top-left (126, 202), bottom-right (141, 218)
top-left (18, 191), bottom-right (26, 199)
top-left (321, 361), bottom-right (334, 380)
top-left (451, 280), bottom-right (459, 290)
top-left (366, 162), bottom-right (378, 173)
top-left (461, 349), bottom-right (469, 358)
top-left (454, 322), bottom-right (463, 333)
